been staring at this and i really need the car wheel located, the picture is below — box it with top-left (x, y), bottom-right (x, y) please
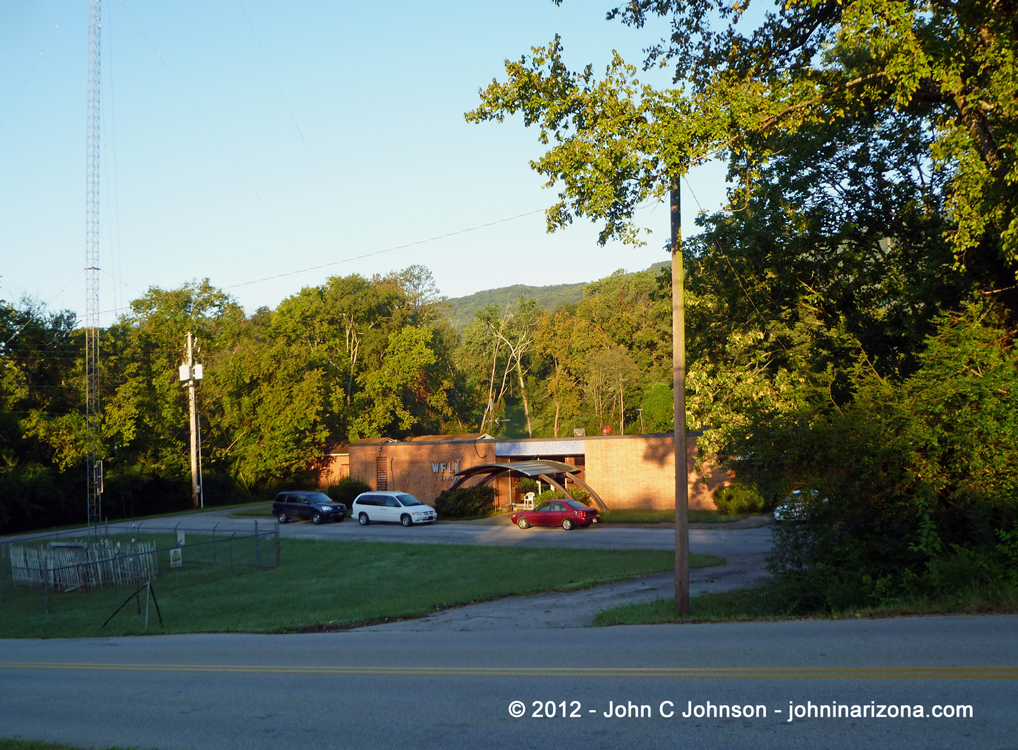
top-left (358, 513), bottom-right (369, 526)
top-left (561, 518), bottom-right (575, 531)
top-left (277, 511), bottom-right (288, 524)
top-left (312, 512), bottom-right (323, 525)
top-left (400, 514), bottom-right (412, 527)
top-left (517, 517), bottom-right (530, 529)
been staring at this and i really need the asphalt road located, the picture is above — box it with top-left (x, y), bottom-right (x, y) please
top-left (4, 514), bottom-right (1016, 748)
top-left (1, 616), bottom-right (1016, 750)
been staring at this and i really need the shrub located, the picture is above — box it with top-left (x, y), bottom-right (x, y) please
top-left (761, 306), bottom-right (1018, 608)
top-left (567, 487), bottom-right (590, 504)
top-left (516, 478), bottom-right (540, 495)
top-left (712, 482), bottom-right (765, 515)
top-left (534, 489), bottom-right (566, 504)
top-left (327, 477), bottom-right (371, 505)
top-left (434, 485), bottom-right (497, 518)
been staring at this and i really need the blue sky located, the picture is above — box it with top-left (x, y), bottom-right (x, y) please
top-left (1, 0), bottom-right (731, 326)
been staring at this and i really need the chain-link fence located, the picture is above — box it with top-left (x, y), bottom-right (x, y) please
top-left (0, 520), bottom-right (279, 624)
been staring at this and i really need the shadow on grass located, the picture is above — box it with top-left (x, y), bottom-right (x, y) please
top-left (594, 583), bottom-right (1018, 626)
top-left (0, 538), bottom-right (724, 638)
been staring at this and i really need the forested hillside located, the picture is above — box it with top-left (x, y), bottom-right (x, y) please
top-left (443, 261), bottom-right (669, 333)
top-left (445, 282), bottom-right (586, 334)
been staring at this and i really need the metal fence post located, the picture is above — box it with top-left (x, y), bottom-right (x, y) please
top-left (43, 567), bottom-right (50, 615)
top-left (276, 522), bottom-right (280, 568)
top-left (212, 523), bottom-right (218, 566)
top-left (229, 534), bottom-right (234, 576)
top-left (255, 520), bottom-right (261, 568)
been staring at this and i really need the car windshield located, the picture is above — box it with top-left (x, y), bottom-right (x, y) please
top-left (397, 495), bottom-right (424, 506)
top-left (305, 492), bottom-right (332, 504)
top-left (566, 501), bottom-right (588, 510)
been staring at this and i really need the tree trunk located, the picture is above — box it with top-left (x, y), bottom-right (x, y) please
top-left (516, 358), bottom-right (533, 438)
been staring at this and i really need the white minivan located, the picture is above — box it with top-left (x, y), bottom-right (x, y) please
top-left (351, 491), bottom-right (437, 526)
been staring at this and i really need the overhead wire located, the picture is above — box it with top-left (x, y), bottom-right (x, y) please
top-left (104, 11), bottom-right (126, 318)
top-left (224, 208), bottom-right (546, 289)
top-left (0, 271), bottom-right (84, 348)
top-left (0, 0), bottom-right (76, 136)
top-left (116, 0), bottom-right (306, 260)
top-left (237, 0), bottom-right (352, 241)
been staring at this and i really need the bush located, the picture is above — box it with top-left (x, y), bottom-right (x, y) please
top-left (712, 482), bottom-right (765, 515)
top-left (516, 478), bottom-right (540, 495)
top-left (434, 485), bottom-right (497, 518)
top-left (327, 477), bottom-right (371, 505)
top-left (567, 487), bottom-right (590, 504)
top-left (199, 471), bottom-right (249, 507)
top-left (760, 306), bottom-right (1018, 609)
top-left (534, 489), bottom-right (566, 504)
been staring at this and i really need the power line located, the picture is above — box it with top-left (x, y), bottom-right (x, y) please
top-left (116, 0), bottom-right (305, 260)
top-left (225, 209), bottom-right (546, 290)
top-left (0, 0), bottom-right (76, 136)
top-left (237, 0), bottom-right (352, 241)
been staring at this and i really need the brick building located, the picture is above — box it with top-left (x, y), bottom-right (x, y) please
top-left (333, 432), bottom-right (729, 511)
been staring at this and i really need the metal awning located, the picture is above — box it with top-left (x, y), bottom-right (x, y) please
top-left (455, 460), bottom-right (578, 478)
top-left (450, 460), bottom-right (608, 511)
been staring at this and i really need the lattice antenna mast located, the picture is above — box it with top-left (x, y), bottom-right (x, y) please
top-left (85, 0), bottom-right (103, 526)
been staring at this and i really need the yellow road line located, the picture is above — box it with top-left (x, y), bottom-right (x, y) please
top-left (0, 663), bottom-right (1015, 679)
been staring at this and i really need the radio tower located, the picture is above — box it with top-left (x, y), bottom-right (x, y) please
top-left (85, 0), bottom-right (103, 526)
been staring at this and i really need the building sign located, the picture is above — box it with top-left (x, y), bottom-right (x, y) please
top-left (432, 461), bottom-right (460, 481)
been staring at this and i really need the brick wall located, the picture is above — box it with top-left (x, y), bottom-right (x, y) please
top-left (315, 454), bottom-right (349, 488)
top-left (345, 434), bottom-right (730, 511)
top-left (583, 434), bottom-right (730, 511)
top-left (349, 439), bottom-right (498, 505)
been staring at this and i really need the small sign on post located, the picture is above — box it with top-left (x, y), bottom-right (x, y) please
top-left (169, 548), bottom-right (183, 568)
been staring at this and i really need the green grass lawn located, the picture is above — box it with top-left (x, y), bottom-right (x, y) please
top-left (0, 741), bottom-right (141, 750)
top-left (599, 509), bottom-right (751, 524)
top-left (0, 538), bottom-right (723, 638)
top-left (593, 583), bottom-right (1018, 626)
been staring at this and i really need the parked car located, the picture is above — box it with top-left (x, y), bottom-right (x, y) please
top-left (352, 491), bottom-right (437, 526)
top-left (772, 489), bottom-right (825, 522)
top-left (272, 491), bottom-right (346, 524)
top-left (511, 500), bottom-right (599, 530)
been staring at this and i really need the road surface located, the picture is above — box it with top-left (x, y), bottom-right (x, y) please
top-left (1, 616), bottom-right (1015, 750)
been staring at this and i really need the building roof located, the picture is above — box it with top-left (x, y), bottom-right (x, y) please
top-left (403, 433), bottom-right (494, 442)
top-left (348, 437), bottom-right (399, 446)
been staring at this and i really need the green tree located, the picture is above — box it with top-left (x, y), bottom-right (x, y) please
top-left (351, 325), bottom-right (456, 439)
top-left (467, 0), bottom-right (1018, 291)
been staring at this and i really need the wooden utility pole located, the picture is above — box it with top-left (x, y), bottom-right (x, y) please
top-left (183, 333), bottom-right (200, 508)
top-left (671, 185), bottom-right (690, 615)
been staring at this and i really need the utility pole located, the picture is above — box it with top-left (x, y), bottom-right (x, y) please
top-left (179, 333), bottom-right (204, 508)
top-left (671, 184), bottom-right (690, 616)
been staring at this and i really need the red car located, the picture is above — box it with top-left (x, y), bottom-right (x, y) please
top-left (512, 500), bottom-right (600, 530)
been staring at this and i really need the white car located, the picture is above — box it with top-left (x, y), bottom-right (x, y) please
top-left (772, 489), bottom-right (825, 521)
top-left (351, 491), bottom-right (437, 527)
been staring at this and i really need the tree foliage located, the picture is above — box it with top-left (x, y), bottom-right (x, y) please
top-left (468, 0), bottom-right (1018, 289)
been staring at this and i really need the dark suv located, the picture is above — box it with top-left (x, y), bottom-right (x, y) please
top-left (272, 491), bottom-right (346, 524)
